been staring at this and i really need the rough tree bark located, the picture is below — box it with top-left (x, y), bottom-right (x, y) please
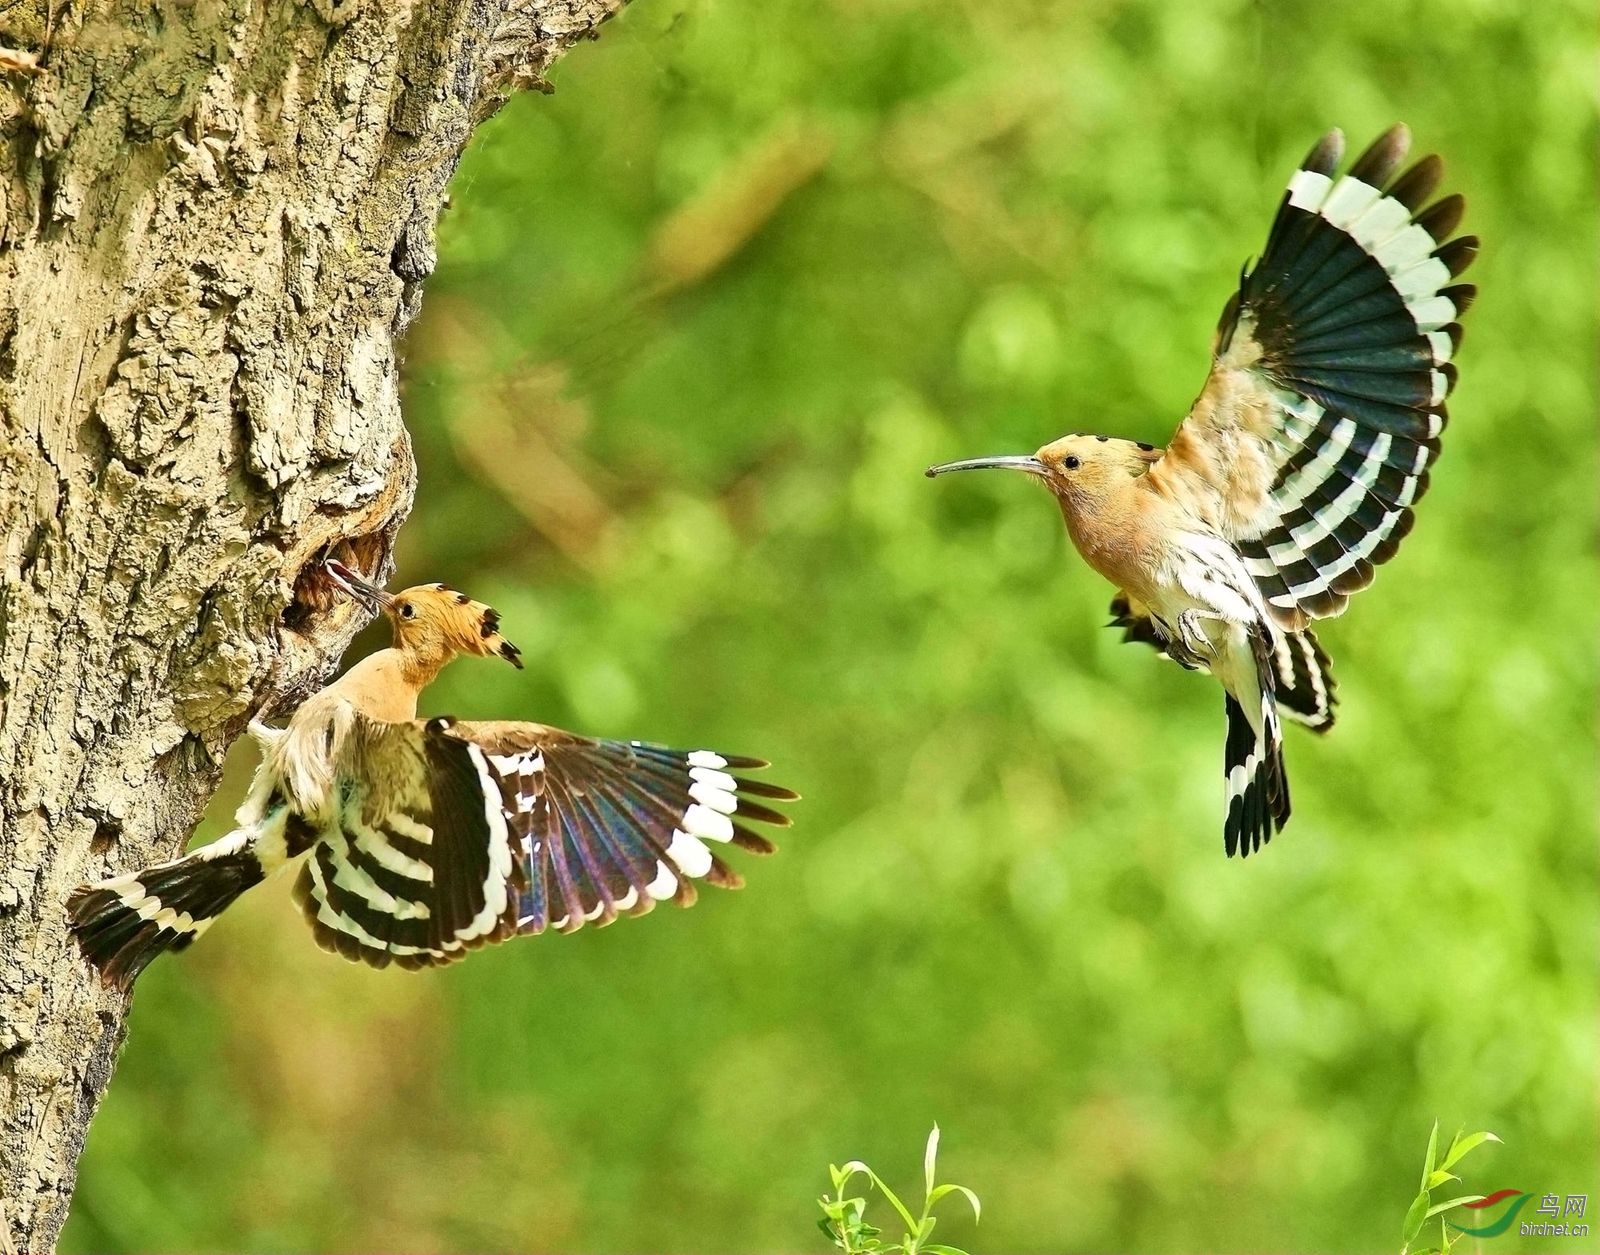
top-left (0, 1), bottom-right (621, 1247)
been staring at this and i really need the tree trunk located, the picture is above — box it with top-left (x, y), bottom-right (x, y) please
top-left (0, 2), bottom-right (620, 1246)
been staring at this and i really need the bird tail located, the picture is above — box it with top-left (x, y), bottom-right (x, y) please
top-left (68, 829), bottom-right (268, 990)
top-left (1222, 690), bottom-right (1291, 858)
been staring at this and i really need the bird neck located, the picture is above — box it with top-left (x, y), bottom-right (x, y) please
top-left (323, 647), bottom-right (447, 722)
top-left (1053, 482), bottom-right (1118, 553)
top-left (1054, 480), bottom-right (1165, 598)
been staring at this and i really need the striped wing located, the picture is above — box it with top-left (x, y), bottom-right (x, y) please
top-left (293, 716), bottom-right (795, 968)
top-left (447, 723), bottom-right (795, 935)
top-left (1149, 125), bottom-right (1477, 629)
top-left (292, 717), bottom-right (520, 968)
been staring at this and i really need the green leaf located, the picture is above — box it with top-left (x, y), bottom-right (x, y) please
top-left (1426, 1170), bottom-right (1459, 1189)
top-left (922, 1246), bottom-right (974, 1255)
top-left (1438, 1131), bottom-right (1500, 1173)
top-left (927, 1183), bottom-right (983, 1225)
top-left (865, 1172), bottom-right (920, 1236)
top-left (1425, 1195), bottom-right (1485, 1219)
top-left (924, 1125), bottom-right (941, 1201)
top-left (1404, 1189), bottom-right (1430, 1244)
top-left (1420, 1121), bottom-right (1441, 1190)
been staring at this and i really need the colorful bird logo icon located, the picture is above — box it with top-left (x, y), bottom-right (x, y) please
top-left (1448, 1190), bottom-right (1534, 1237)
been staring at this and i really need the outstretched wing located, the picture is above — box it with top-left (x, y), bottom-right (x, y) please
top-left (443, 720), bottom-right (794, 935)
top-left (1148, 125), bottom-right (1477, 629)
top-left (293, 715), bottom-right (795, 968)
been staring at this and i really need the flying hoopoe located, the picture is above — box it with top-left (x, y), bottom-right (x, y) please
top-left (69, 560), bottom-right (796, 989)
top-left (928, 125), bottom-right (1477, 857)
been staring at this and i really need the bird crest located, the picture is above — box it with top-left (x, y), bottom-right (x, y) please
top-left (392, 583), bottom-right (524, 671)
top-left (324, 561), bottom-right (523, 672)
top-left (1037, 434), bottom-right (1164, 485)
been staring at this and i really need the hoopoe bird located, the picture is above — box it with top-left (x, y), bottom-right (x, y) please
top-left (69, 560), bottom-right (796, 989)
top-left (927, 125), bottom-right (1476, 857)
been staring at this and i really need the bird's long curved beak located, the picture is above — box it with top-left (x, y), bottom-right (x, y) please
top-left (924, 455), bottom-right (1048, 479)
top-left (324, 559), bottom-right (395, 610)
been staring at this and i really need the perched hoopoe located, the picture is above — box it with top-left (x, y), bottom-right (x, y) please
top-left (69, 561), bottom-right (796, 988)
top-left (928, 125), bottom-right (1476, 857)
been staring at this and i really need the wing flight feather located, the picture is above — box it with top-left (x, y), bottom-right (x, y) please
top-left (1149, 124), bottom-right (1476, 628)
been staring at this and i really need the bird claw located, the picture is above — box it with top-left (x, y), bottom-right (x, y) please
top-left (1178, 610), bottom-right (1212, 655)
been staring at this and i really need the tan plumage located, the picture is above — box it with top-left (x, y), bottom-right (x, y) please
top-left (929, 124), bottom-right (1475, 857)
top-left (68, 561), bottom-right (795, 988)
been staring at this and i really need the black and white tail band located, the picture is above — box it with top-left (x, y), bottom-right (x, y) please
top-left (1222, 691), bottom-right (1290, 859)
top-left (68, 829), bottom-right (270, 990)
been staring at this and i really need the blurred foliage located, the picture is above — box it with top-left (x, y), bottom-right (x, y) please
top-left (65, 0), bottom-right (1595, 1251)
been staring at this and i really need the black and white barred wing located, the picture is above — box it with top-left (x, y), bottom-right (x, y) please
top-left (293, 718), bottom-right (794, 968)
top-left (1152, 125), bottom-right (1477, 628)
top-left (291, 717), bottom-right (524, 969)
top-left (443, 723), bottom-right (796, 935)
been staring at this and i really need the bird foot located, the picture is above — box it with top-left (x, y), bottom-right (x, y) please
top-left (1177, 610), bottom-right (1216, 655)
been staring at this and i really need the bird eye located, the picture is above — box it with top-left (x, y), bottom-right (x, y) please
top-left (1064, 455), bottom-right (1081, 470)
top-left (399, 602), bottom-right (416, 619)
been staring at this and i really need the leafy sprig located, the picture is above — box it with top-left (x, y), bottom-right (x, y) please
top-left (1401, 1121), bottom-right (1502, 1255)
top-left (819, 1126), bottom-right (981, 1255)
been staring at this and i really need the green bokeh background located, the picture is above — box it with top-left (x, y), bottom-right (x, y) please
top-left (64, 0), bottom-right (1597, 1251)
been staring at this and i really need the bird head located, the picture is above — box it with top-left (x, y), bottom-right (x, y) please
top-left (324, 560), bottom-right (524, 670)
top-left (926, 433), bottom-right (1162, 511)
